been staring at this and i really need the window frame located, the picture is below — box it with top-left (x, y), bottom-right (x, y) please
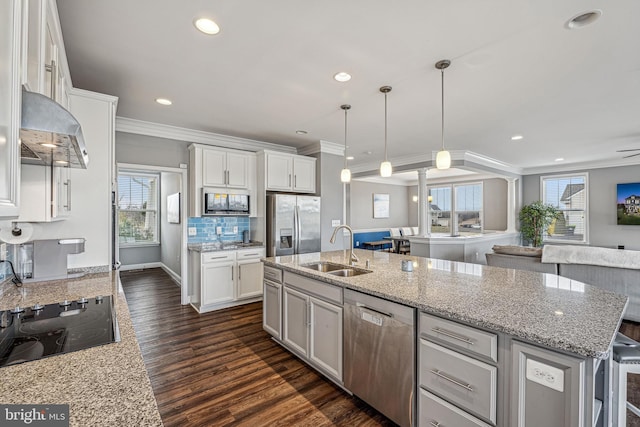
top-left (118, 170), bottom-right (160, 247)
top-left (540, 172), bottom-right (589, 245)
top-left (428, 181), bottom-right (484, 236)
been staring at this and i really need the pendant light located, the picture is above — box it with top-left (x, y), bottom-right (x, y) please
top-left (379, 86), bottom-right (393, 177)
top-left (340, 104), bottom-right (352, 183)
top-left (435, 59), bottom-right (451, 170)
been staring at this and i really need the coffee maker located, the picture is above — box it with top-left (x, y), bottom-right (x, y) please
top-left (17, 238), bottom-right (86, 282)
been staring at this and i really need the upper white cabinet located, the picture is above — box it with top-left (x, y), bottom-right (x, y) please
top-left (263, 151), bottom-right (316, 193)
top-left (18, 164), bottom-right (71, 222)
top-left (0, 0), bottom-right (22, 218)
top-left (202, 148), bottom-right (249, 188)
top-left (22, 0), bottom-right (71, 107)
top-left (188, 144), bottom-right (257, 216)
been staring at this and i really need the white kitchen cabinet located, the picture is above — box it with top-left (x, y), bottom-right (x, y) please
top-left (0, 0), bottom-right (22, 218)
top-left (18, 164), bottom-right (71, 222)
top-left (22, 0), bottom-right (71, 105)
top-left (190, 248), bottom-right (265, 313)
top-left (280, 271), bottom-right (343, 382)
top-left (202, 147), bottom-right (249, 189)
top-left (263, 151), bottom-right (316, 193)
top-left (263, 278), bottom-right (282, 339)
top-left (236, 249), bottom-right (264, 299)
top-left (202, 257), bottom-right (235, 306)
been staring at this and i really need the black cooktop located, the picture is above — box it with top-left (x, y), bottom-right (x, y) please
top-left (0, 296), bottom-right (119, 367)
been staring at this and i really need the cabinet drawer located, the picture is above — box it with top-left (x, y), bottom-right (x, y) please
top-left (202, 251), bottom-right (236, 263)
top-left (420, 312), bottom-right (498, 363)
top-left (237, 248), bottom-right (265, 260)
top-left (420, 388), bottom-right (492, 427)
top-left (263, 266), bottom-right (282, 283)
top-left (419, 339), bottom-right (497, 424)
top-left (284, 271), bottom-right (342, 305)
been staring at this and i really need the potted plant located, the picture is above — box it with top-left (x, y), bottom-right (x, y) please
top-left (519, 201), bottom-right (558, 247)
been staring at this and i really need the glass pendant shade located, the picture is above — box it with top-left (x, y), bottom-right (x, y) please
top-left (340, 168), bottom-right (351, 183)
top-left (380, 161), bottom-right (392, 177)
top-left (436, 149), bottom-right (451, 170)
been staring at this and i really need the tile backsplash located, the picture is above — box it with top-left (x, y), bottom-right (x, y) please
top-left (188, 216), bottom-right (250, 244)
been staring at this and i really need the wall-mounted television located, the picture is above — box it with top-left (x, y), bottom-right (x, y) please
top-left (617, 182), bottom-right (640, 225)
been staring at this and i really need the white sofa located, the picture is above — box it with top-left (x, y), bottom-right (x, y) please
top-left (486, 245), bottom-right (640, 322)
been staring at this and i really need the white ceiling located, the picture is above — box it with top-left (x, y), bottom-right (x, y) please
top-left (56, 0), bottom-right (640, 173)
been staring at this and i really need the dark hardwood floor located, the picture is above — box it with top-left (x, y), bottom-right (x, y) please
top-left (120, 268), bottom-right (394, 427)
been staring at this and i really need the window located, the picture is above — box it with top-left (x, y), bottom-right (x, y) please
top-left (541, 173), bottom-right (588, 244)
top-left (118, 172), bottom-right (159, 245)
top-left (429, 182), bottom-right (483, 235)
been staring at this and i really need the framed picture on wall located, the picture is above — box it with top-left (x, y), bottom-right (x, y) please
top-left (167, 192), bottom-right (181, 224)
top-left (373, 193), bottom-right (390, 218)
top-left (617, 183), bottom-right (640, 225)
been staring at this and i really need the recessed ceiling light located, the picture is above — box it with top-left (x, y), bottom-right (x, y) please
top-left (364, 151), bottom-right (373, 155)
top-left (194, 18), bottom-right (220, 35)
top-left (566, 10), bottom-right (602, 29)
top-left (346, 156), bottom-right (354, 160)
top-left (155, 98), bottom-right (172, 106)
top-left (295, 130), bottom-right (308, 135)
top-left (555, 157), bottom-right (565, 162)
top-left (333, 72), bottom-right (352, 82)
top-left (511, 135), bottom-right (524, 141)
top-left (40, 143), bottom-right (57, 148)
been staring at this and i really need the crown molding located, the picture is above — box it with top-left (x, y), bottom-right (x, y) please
top-left (115, 117), bottom-right (296, 153)
top-left (297, 140), bottom-right (344, 156)
top-left (69, 87), bottom-right (119, 105)
top-left (521, 157), bottom-right (640, 175)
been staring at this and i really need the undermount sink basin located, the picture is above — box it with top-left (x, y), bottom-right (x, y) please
top-left (326, 268), bottom-right (371, 277)
top-left (300, 262), bottom-right (349, 272)
top-left (300, 262), bottom-right (373, 277)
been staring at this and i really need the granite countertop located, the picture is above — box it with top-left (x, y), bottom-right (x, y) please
top-left (263, 249), bottom-right (628, 359)
top-left (0, 273), bottom-right (163, 427)
top-left (188, 241), bottom-right (265, 252)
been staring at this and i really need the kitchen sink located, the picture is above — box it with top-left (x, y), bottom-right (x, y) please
top-left (326, 268), bottom-right (371, 277)
top-left (300, 262), bottom-right (349, 272)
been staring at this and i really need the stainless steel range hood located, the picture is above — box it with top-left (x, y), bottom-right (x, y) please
top-left (20, 88), bottom-right (89, 169)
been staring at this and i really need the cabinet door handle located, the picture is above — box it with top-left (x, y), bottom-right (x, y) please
top-left (288, 174), bottom-right (291, 187)
top-left (294, 175), bottom-right (297, 188)
top-left (64, 179), bottom-right (71, 210)
top-left (238, 266), bottom-right (241, 280)
top-left (431, 327), bottom-right (474, 345)
top-left (306, 301), bottom-right (311, 328)
top-left (231, 265), bottom-right (234, 280)
top-left (45, 59), bottom-right (57, 100)
top-left (430, 369), bottom-right (474, 391)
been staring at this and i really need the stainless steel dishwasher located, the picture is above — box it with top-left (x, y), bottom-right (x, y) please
top-left (344, 289), bottom-right (416, 427)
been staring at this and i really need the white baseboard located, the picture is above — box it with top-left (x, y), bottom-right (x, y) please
top-left (119, 262), bottom-right (182, 287)
top-left (160, 264), bottom-right (182, 286)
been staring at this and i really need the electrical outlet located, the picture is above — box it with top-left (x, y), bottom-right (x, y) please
top-left (331, 219), bottom-right (341, 227)
top-left (526, 359), bottom-right (564, 392)
top-left (188, 227), bottom-right (197, 237)
top-left (233, 226), bottom-right (238, 234)
top-left (216, 226), bottom-right (222, 235)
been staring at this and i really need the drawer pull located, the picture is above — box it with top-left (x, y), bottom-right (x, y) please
top-left (432, 327), bottom-right (474, 345)
top-left (242, 252), bottom-right (260, 257)
top-left (429, 422), bottom-right (441, 427)
top-left (430, 369), bottom-right (474, 392)
top-left (209, 256), bottom-right (228, 260)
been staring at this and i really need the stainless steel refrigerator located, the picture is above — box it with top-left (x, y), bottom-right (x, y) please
top-left (267, 194), bottom-right (321, 257)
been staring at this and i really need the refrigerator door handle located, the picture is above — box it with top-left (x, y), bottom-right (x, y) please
top-left (294, 205), bottom-right (300, 254)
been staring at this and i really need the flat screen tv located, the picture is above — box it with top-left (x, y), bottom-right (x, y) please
top-left (617, 182), bottom-right (640, 225)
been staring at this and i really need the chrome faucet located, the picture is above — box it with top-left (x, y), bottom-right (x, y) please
top-left (329, 225), bottom-right (359, 266)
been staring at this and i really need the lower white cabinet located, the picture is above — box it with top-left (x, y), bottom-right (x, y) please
top-left (265, 268), bottom-right (343, 382)
top-left (190, 248), bottom-right (265, 313)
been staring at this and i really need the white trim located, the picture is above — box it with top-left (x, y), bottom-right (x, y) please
top-left (540, 172), bottom-right (589, 245)
top-left (69, 87), bottom-right (119, 105)
top-left (298, 140), bottom-right (345, 156)
top-left (118, 163), bottom-right (184, 174)
top-left (160, 264), bottom-right (182, 286)
top-left (523, 157), bottom-right (640, 176)
top-left (115, 117), bottom-right (296, 153)
top-left (351, 227), bottom-right (396, 233)
top-left (119, 262), bottom-right (163, 271)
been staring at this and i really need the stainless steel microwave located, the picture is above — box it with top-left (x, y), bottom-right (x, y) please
top-left (203, 191), bottom-right (250, 216)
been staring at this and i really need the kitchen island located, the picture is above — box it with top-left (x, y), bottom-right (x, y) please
top-left (0, 272), bottom-right (163, 427)
top-left (262, 249), bottom-right (628, 426)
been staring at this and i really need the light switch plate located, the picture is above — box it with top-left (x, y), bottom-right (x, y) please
top-left (526, 359), bottom-right (564, 392)
top-left (188, 227), bottom-right (197, 237)
top-left (331, 220), bottom-right (341, 227)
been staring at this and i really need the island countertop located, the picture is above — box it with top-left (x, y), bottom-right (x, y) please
top-left (0, 272), bottom-right (163, 427)
top-left (262, 249), bottom-right (628, 359)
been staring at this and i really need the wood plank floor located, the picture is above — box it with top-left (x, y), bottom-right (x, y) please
top-left (120, 268), bottom-right (394, 427)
